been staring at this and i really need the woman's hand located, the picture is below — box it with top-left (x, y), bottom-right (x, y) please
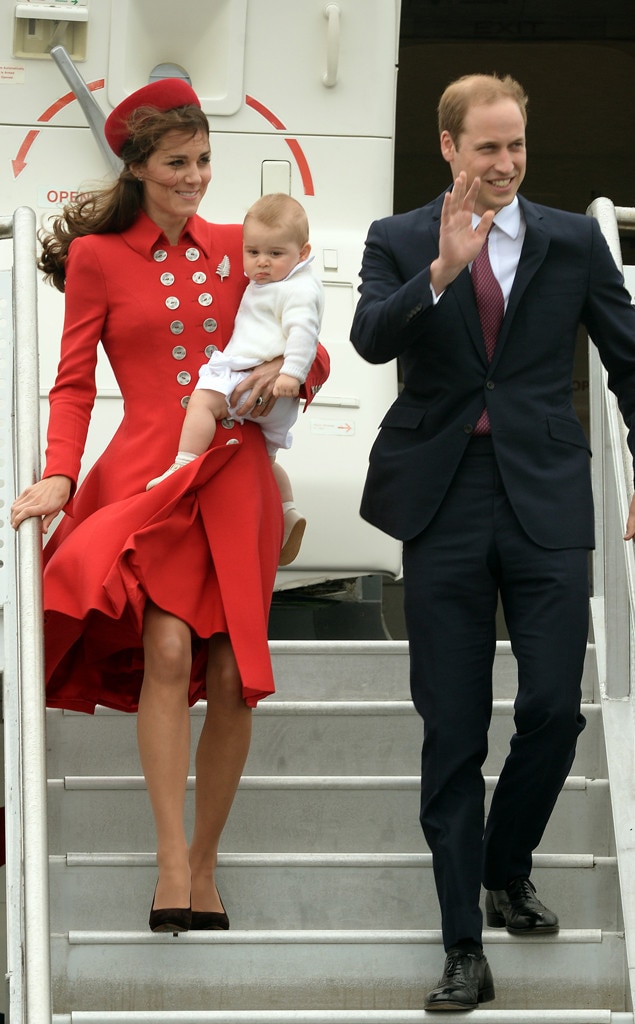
top-left (10, 475), bottom-right (72, 534)
top-left (231, 355), bottom-right (284, 418)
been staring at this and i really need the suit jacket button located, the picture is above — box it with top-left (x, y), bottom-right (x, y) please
top-left (486, 380), bottom-right (495, 390)
top-left (463, 424), bottom-right (473, 434)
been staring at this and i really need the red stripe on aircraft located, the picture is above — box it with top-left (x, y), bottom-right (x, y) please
top-left (245, 95), bottom-right (315, 196)
top-left (39, 79), bottom-right (106, 122)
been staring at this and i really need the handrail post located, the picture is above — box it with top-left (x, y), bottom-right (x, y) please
top-left (9, 207), bottom-right (52, 1022)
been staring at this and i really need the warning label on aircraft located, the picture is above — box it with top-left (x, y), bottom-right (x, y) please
top-left (1, 65), bottom-right (26, 83)
top-left (310, 419), bottom-right (355, 437)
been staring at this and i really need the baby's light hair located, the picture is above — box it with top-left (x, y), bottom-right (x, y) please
top-left (244, 193), bottom-right (309, 248)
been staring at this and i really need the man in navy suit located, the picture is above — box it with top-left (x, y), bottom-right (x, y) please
top-left (351, 73), bottom-right (635, 1011)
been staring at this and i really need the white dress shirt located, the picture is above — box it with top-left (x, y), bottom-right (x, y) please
top-left (471, 197), bottom-right (526, 310)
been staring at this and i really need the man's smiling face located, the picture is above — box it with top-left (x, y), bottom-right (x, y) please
top-left (440, 98), bottom-right (527, 215)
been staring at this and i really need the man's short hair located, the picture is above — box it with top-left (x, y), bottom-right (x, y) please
top-left (438, 73), bottom-right (528, 145)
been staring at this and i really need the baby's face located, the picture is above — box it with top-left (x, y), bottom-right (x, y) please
top-left (242, 220), bottom-right (309, 285)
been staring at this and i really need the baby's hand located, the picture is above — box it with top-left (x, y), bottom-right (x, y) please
top-left (273, 373), bottom-right (300, 398)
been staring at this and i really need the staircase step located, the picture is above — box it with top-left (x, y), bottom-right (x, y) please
top-left (45, 701), bottom-right (605, 778)
top-left (50, 1012), bottom-right (635, 1024)
top-left (49, 852), bottom-right (619, 932)
top-left (49, 929), bottom-right (628, 1013)
top-left (266, 641), bottom-right (598, 702)
top-left (46, 776), bottom-right (611, 855)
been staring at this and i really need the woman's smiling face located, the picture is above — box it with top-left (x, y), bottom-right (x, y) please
top-left (136, 129), bottom-right (211, 237)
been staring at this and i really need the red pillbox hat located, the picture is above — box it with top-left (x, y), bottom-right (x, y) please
top-left (104, 79), bottom-right (201, 157)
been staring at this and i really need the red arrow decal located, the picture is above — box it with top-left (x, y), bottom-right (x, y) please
top-left (11, 80), bottom-right (106, 177)
top-left (12, 129), bottom-right (39, 177)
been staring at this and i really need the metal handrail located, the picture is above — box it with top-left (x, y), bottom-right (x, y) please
top-left (587, 197), bottom-right (635, 699)
top-left (1, 207), bottom-right (51, 1022)
top-left (49, 45), bottom-right (122, 178)
top-left (587, 197), bottom-right (635, 1014)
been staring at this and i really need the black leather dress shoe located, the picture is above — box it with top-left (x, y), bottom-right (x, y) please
top-left (485, 876), bottom-right (559, 934)
top-left (424, 948), bottom-right (495, 1011)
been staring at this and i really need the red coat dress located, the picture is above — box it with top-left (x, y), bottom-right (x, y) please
top-left (41, 212), bottom-right (329, 713)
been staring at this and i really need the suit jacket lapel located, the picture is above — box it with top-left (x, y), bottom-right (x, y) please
top-left (427, 193), bottom-right (551, 367)
top-left (493, 197), bottom-right (551, 360)
top-left (453, 268), bottom-right (487, 362)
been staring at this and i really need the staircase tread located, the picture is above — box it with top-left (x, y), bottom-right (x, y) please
top-left (49, 1012), bottom-right (635, 1024)
top-left (54, 774), bottom-right (600, 787)
top-left (62, 926), bottom-right (610, 944)
top-left (56, 851), bottom-right (612, 867)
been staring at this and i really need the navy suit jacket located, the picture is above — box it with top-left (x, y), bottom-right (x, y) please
top-left (350, 193), bottom-right (635, 549)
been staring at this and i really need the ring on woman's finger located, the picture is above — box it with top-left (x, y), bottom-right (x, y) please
top-left (255, 396), bottom-right (264, 406)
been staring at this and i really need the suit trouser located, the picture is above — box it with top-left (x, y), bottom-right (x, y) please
top-left (402, 437), bottom-right (588, 949)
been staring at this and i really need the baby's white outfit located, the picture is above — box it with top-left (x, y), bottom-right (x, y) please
top-left (196, 258), bottom-right (324, 454)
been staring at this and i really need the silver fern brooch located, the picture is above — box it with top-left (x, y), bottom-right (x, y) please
top-left (216, 255), bottom-right (230, 280)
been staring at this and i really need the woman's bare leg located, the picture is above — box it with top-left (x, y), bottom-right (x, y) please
top-left (138, 602), bottom-right (192, 910)
top-left (189, 633), bottom-right (252, 913)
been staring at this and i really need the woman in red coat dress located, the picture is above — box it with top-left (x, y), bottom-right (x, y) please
top-left (10, 79), bottom-right (330, 933)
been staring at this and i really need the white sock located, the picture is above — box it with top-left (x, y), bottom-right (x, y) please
top-left (282, 501), bottom-right (296, 514)
top-left (175, 451), bottom-right (198, 466)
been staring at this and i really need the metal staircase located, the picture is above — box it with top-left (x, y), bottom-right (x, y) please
top-left (41, 640), bottom-right (632, 1022)
top-left (3, 201), bottom-right (635, 1021)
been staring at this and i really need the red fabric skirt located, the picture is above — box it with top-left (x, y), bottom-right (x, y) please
top-left (43, 428), bottom-right (281, 713)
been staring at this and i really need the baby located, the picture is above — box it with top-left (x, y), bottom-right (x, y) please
top-left (147, 193), bottom-right (324, 565)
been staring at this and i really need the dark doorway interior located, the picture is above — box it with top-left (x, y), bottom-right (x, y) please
top-left (272, 3), bottom-right (635, 640)
top-left (384, 4), bottom-right (635, 639)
